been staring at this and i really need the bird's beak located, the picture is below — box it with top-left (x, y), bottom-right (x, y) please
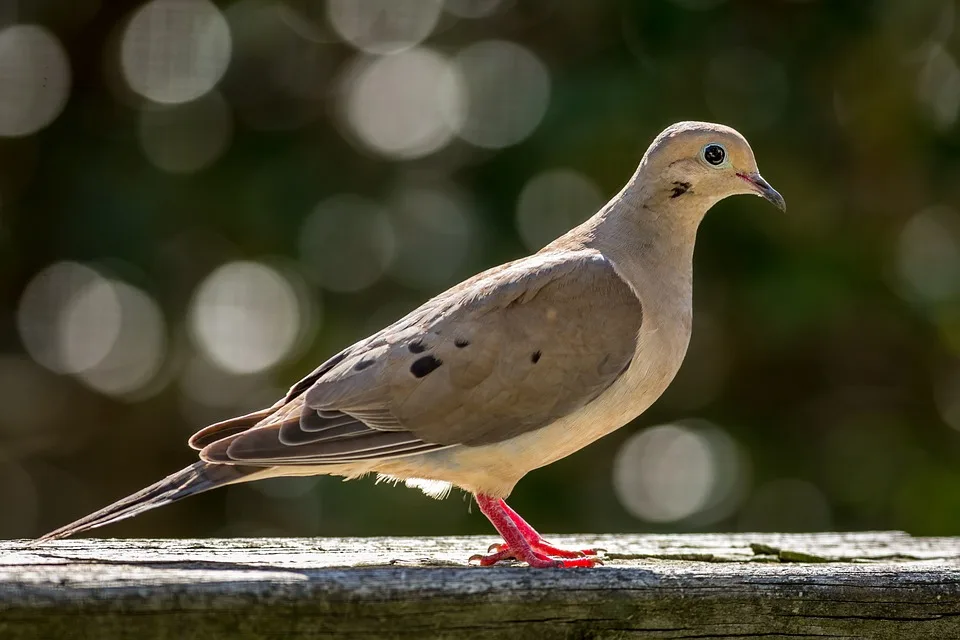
top-left (737, 172), bottom-right (786, 213)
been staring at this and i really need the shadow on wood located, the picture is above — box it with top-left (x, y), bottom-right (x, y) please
top-left (3, 532), bottom-right (960, 639)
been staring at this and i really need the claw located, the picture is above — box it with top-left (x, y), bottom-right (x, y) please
top-left (470, 546), bottom-right (516, 566)
top-left (487, 542), bottom-right (504, 553)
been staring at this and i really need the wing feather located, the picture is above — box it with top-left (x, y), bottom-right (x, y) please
top-left (192, 249), bottom-right (642, 467)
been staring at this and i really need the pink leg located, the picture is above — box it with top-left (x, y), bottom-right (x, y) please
top-left (499, 500), bottom-right (600, 558)
top-left (469, 494), bottom-right (599, 568)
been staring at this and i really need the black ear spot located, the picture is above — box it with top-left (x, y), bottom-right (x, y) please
top-left (410, 355), bottom-right (442, 378)
top-left (454, 338), bottom-right (470, 348)
top-left (353, 358), bottom-right (375, 371)
top-left (670, 181), bottom-right (691, 198)
top-left (408, 340), bottom-right (427, 354)
top-left (531, 351), bottom-right (542, 364)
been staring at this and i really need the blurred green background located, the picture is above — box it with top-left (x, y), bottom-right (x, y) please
top-left (2, 0), bottom-right (960, 541)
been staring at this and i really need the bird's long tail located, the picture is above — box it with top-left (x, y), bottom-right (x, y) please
top-left (35, 462), bottom-right (267, 542)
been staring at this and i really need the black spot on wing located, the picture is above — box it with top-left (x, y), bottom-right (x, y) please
top-left (353, 358), bottom-right (375, 371)
top-left (410, 355), bottom-right (442, 378)
top-left (408, 340), bottom-right (427, 354)
top-left (670, 181), bottom-right (691, 198)
top-left (454, 338), bottom-right (470, 348)
top-left (531, 350), bottom-right (541, 364)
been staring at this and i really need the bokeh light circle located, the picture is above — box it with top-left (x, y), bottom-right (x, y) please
top-left (613, 424), bottom-right (715, 522)
top-left (341, 48), bottom-right (465, 159)
top-left (75, 281), bottom-right (167, 397)
top-left (189, 261), bottom-right (302, 374)
top-left (327, 0), bottom-right (444, 55)
top-left (17, 262), bottom-right (101, 374)
top-left (16, 262), bottom-right (167, 397)
top-left (613, 421), bottom-right (747, 524)
top-left (516, 169), bottom-right (604, 252)
top-left (445, 40), bottom-right (550, 149)
top-left (59, 277), bottom-right (123, 375)
top-left (0, 25), bottom-right (71, 137)
top-left (121, 0), bottom-right (232, 104)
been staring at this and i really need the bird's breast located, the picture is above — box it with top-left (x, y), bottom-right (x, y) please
top-left (529, 307), bottom-right (693, 465)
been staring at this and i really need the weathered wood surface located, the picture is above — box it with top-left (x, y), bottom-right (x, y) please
top-left (3, 532), bottom-right (960, 639)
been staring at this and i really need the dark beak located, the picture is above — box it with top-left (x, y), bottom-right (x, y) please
top-left (738, 172), bottom-right (786, 213)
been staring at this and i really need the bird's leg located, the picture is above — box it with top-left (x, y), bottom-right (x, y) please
top-left (498, 499), bottom-right (600, 558)
top-left (469, 494), bottom-right (598, 568)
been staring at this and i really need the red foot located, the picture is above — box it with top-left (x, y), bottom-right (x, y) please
top-left (485, 540), bottom-right (598, 559)
top-left (469, 545), bottom-right (599, 568)
top-left (469, 494), bottom-right (602, 568)
top-left (499, 501), bottom-right (601, 557)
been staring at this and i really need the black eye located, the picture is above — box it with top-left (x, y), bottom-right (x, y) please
top-left (703, 144), bottom-right (725, 166)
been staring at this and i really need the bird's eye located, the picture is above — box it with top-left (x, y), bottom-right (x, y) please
top-left (702, 143), bottom-right (726, 166)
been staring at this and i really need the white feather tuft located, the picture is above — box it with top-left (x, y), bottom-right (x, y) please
top-left (375, 473), bottom-right (401, 487)
top-left (405, 477), bottom-right (453, 499)
top-left (375, 474), bottom-right (453, 499)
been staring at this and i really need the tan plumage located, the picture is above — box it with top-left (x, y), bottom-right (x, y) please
top-left (38, 122), bottom-right (785, 566)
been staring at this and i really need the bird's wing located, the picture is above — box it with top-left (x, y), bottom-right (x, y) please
top-left (195, 249), bottom-right (643, 466)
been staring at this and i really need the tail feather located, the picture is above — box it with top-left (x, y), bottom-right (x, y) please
top-left (35, 462), bottom-right (265, 543)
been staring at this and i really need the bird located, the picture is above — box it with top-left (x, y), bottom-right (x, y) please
top-left (37, 121), bottom-right (785, 567)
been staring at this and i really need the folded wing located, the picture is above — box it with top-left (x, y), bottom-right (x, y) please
top-left (194, 250), bottom-right (643, 466)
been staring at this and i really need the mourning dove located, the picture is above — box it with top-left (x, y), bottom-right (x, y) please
top-left (38, 121), bottom-right (785, 567)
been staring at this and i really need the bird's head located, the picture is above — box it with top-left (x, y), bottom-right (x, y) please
top-left (638, 121), bottom-right (785, 217)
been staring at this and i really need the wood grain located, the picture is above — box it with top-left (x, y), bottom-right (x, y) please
top-left (3, 532), bottom-right (960, 639)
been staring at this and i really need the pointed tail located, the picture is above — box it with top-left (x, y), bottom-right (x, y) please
top-left (35, 462), bottom-right (266, 543)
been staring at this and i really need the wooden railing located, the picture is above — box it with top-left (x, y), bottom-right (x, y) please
top-left (3, 532), bottom-right (960, 638)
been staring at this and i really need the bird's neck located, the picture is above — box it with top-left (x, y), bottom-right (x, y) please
top-left (546, 170), bottom-right (709, 343)
top-left (558, 173), bottom-right (705, 289)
